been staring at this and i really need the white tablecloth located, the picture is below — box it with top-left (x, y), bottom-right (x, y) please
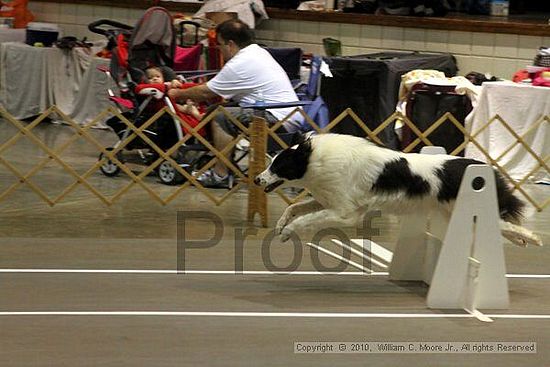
top-left (0, 42), bottom-right (113, 127)
top-left (465, 81), bottom-right (550, 183)
top-left (0, 29), bottom-right (25, 43)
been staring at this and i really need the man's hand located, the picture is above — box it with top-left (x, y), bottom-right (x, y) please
top-left (170, 79), bottom-right (183, 89)
top-left (167, 88), bottom-right (182, 102)
top-left (168, 84), bottom-right (217, 103)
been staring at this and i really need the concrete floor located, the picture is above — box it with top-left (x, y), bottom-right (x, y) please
top-left (0, 121), bottom-right (549, 366)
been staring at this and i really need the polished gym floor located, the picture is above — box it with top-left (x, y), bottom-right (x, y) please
top-left (0, 121), bottom-right (549, 366)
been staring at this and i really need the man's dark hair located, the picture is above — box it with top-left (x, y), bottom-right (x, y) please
top-left (215, 19), bottom-right (255, 48)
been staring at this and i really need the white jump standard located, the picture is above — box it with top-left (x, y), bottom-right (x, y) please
top-left (254, 133), bottom-right (544, 318)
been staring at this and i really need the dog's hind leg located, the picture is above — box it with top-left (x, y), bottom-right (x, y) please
top-left (500, 220), bottom-right (543, 247)
top-left (276, 199), bottom-right (324, 235)
top-left (280, 209), bottom-right (359, 242)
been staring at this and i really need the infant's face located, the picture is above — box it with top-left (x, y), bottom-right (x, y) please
top-left (147, 69), bottom-right (164, 84)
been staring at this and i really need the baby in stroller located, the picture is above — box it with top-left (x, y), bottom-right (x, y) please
top-left (144, 66), bottom-right (182, 89)
top-left (144, 66), bottom-right (205, 124)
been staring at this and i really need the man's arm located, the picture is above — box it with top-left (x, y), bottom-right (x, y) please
top-left (168, 84), bottom-right (219, 103)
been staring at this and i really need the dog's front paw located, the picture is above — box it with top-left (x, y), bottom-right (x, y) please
top-left (275, 216), bottom-right (290, 235)
top-left (280, 228), bottom-right (294, 243)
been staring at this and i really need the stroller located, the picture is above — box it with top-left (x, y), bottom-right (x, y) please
top-left (89, 7), bottom-right (209, 185)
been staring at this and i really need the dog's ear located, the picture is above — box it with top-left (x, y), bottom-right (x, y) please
top-left (289, 132), bottom-right (306, 147)
top-left (296, 137), bottom-right (312, 153)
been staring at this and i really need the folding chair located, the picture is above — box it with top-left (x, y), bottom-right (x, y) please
top-left (264, 47), bottom-right (303, 84)
top-left (294, 55), bottom-right (329, 132)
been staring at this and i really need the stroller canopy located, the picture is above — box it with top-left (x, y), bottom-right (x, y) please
top-left (128, 7), bottom-right (176, 72)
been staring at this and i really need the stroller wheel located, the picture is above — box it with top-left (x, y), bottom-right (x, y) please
top-left (158, 158), bottom-right (189, 185)
top-left (99, 148), bottom-right (121, 177)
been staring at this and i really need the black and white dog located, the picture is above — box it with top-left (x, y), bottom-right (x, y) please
top-left (254, 133), bottom-right (542, 247)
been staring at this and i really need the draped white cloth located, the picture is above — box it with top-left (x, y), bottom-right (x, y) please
top-left (465, 81), bottom-right (550, 183)
top-left (0, 42), bottom-right (112, 127)
top-left (0, 28), bottom-right (25, 43)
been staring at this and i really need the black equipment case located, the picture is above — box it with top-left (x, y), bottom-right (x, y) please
top-left (320, 52), bottom-right (458, 149)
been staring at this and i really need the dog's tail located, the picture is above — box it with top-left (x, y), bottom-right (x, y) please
top-left (500, 220), bottom-right (543, 247)
top-left (495, 172), bottom-right (525, 224)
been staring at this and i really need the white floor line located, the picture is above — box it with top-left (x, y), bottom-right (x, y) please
top-left (0, 269), bottom-right (549, 279)
top-left (505, 274), bottom-right (550, 279)
top-left (0, 269), bottom-right (377, 275)
top-left (0, 311), bottom-right (549, 319)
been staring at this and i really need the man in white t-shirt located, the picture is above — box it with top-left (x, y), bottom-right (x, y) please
top-left (168, 19), bottom-right (302, 189)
